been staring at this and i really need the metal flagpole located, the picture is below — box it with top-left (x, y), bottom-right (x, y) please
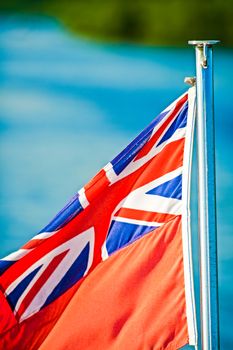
top-left (188, 40), bottom-right (220, 349)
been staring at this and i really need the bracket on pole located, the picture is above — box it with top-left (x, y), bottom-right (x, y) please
top-left (188, 40), bottom-right (220, 68)
top-left (184, 76), bottom-right (196, 86)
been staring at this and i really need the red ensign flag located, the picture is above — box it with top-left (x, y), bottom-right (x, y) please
top-left (0, 88), bottom-right (197, 349)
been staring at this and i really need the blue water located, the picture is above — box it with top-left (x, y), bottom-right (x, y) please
top-left (0, 15), bottom-right (233, 349)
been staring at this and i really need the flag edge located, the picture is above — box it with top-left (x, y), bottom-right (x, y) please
top-left (181, 86), bottom-right (198, 346)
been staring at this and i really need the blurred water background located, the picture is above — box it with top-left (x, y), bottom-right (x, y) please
top-left (0, 14), bottom-right (232, 349)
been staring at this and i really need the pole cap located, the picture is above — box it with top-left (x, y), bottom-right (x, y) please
top-left (188, 40), bottom-right (220, 47)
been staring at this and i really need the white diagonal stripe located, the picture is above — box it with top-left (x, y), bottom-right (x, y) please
top-left (1, 249), bottom-right (31, 262)
top-left (5, 228), bottom-right (94, 321)
top-left (123, 193), bottom-right (182, 215)
top-left (78, 187), bottom-right (89, 209)
top-left (32, 231), bottom-right (58, 240)
top-left (19, 227), bottom-right (94, 322)
top-left (112, 216), bottom-right (163, 227)
top-left (106, 127), bottom-right (185, 184)
top-left (112, 167), bottom-right (182, 218)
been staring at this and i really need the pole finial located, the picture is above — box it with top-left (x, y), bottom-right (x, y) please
top-left (188, 40), bottom-right (220, 47)
top-left (188, 40), bottom-right (220, 68)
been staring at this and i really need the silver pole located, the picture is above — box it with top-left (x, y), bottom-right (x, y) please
top-left (188, 40), bottom-right (220, 349)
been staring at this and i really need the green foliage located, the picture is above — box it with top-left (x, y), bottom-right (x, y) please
top-left (0, 0), bottom-right (232, 46)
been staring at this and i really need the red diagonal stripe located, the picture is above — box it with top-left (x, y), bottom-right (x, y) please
top-left (134, 94), bottom-right (187, 161)
top-left (17, 250), bottom-right (69, 318)
top-left (114, 207), bottom-right (177, 224)
top-left (22, 239), bottom-right (47, 250)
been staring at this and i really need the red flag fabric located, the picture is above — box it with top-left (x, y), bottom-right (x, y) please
top-left (40, 217), bottom-right (188, 350)
top-left (0, 88), bottom-right (197, 349)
